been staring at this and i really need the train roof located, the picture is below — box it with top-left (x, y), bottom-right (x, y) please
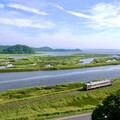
top-left (85, 79), bottom-right (112, 86)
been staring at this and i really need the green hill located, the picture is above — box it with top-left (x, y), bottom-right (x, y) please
top-left (33, 47), bottom-right (53, 52)
top-left (0, 45), bottom-right (10, 53)
top-left (0, 45), bottom-right (81, 53)
top-left (2, 44), bottom-right (35, 54)
top-left (33, 46), bottom-right (82, 52)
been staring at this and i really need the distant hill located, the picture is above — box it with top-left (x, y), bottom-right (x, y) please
top-left (2, 44), bottom-right (35, 54)
top-left (33, 47), bottom-right (53, 52)
top-left (0, 45), bottom-right (10, 53)
top-left (54, 48), bottom-right (81, 52)
top-left (33, 47), bottom-right (82, 52)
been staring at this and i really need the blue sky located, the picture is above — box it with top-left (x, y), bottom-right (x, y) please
top-left (0, 0), bottom-right (120, 49)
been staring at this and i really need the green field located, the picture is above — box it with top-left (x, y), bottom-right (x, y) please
top-left (0, 78), bottom-right (120, 120)
top-left (1, 53), bottom-right (120, 72)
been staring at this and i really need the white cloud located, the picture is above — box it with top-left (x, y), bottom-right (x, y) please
top-left (49, 3), bottom-right (64, 10)
top-left (88, 2), bottom-right (120, 29)
top-left (7, 3), bottom-right (47, 15)
top-left (67, 10), bottom-right (90, 19)
top-left (0, 3), bottom-right (4, 8)
top-left (0, 18), bottom-right (55, 28)
top-left (0, 23), bottom-right (120, 49)
top-left (59, 2), bottom-right (120, 29)
top-left (50, 3), bottom-right (90, 19)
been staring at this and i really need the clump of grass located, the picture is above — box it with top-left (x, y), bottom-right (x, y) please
top-left (0, 82), bottom-right (83, 104)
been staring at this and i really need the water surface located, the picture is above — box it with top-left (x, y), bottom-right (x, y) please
top-left (0, 65), bottom-right (120, 91)
top-left (80, 58), bottom-right (94, 64)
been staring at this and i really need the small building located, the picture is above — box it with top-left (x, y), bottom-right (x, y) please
top-left (106, 59), bottom-right (116, 63)
top-left (6, 63), bottom-right (14, 68)
top-left (45, 64), bottom-right (53, 67)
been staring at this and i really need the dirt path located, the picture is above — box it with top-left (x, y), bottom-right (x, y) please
top-left (50, 113), bottom-right (91, 120)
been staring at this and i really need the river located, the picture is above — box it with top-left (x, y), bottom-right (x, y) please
top-left (0, 65), bottom-right (120, 91)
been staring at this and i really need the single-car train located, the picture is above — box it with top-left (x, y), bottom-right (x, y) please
top-left (83, 79), bottom-right (113, 91)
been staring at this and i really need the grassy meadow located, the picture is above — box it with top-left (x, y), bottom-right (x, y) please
top-left (1, 53), bottom-right (120, 72)
top-left (0, 78), bottom-right (120, 120)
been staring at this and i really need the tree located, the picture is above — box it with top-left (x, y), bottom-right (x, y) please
top-left (92, 91), bottom-right (120, 120)
top-left (2, 44), bottom-right (35, 54)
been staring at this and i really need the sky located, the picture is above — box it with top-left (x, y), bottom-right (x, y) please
top-left (0, 0), bottom-right (120, 49)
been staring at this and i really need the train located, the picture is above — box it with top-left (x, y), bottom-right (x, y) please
top-left (83, 79), bottom-right (113, 91)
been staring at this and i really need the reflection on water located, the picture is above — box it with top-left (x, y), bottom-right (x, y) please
top-left (35, 51), bottom-right (81, 56)
top-left (10, 56), bottom-right (28, 59)
top-left (80, 58), bottom-right (94, 64)
top-left (1, 65), bottom-right (120, 91)
top-left (0, 66), bottom-right (5, 69)
top-left (8, 52), bottom-right (120, 59)
top-left (9, 52), bottom-right (81, 59)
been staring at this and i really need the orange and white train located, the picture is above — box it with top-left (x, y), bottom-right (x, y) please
top-left (83, 79), bottom-right (113, 91)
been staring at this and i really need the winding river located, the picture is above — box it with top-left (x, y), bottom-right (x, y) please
top-left (0, 65), bottom-right (120, 91)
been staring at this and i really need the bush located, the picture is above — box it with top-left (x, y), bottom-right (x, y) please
top-left (92, 90), bottom-right (120, 120)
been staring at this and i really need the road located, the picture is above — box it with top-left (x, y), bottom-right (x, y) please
top-left (51, 113), bottom-right (91, 120)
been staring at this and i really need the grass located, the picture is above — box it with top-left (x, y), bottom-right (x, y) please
top-left (0, 78), bottom-right (120, 120)
top-left (0, 53), bottom-right (116, 72)
top-left (0, 82), bottom-right (84, 105)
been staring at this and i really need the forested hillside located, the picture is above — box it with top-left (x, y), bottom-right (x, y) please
top-left (1, 44), bottom-right (35, 54)
top-left (0, 45), bottom-right (81, 54)
top-left (33, 46), bottom-right (82, 52)
top-left (0, 45), bottom-right (10, 53)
